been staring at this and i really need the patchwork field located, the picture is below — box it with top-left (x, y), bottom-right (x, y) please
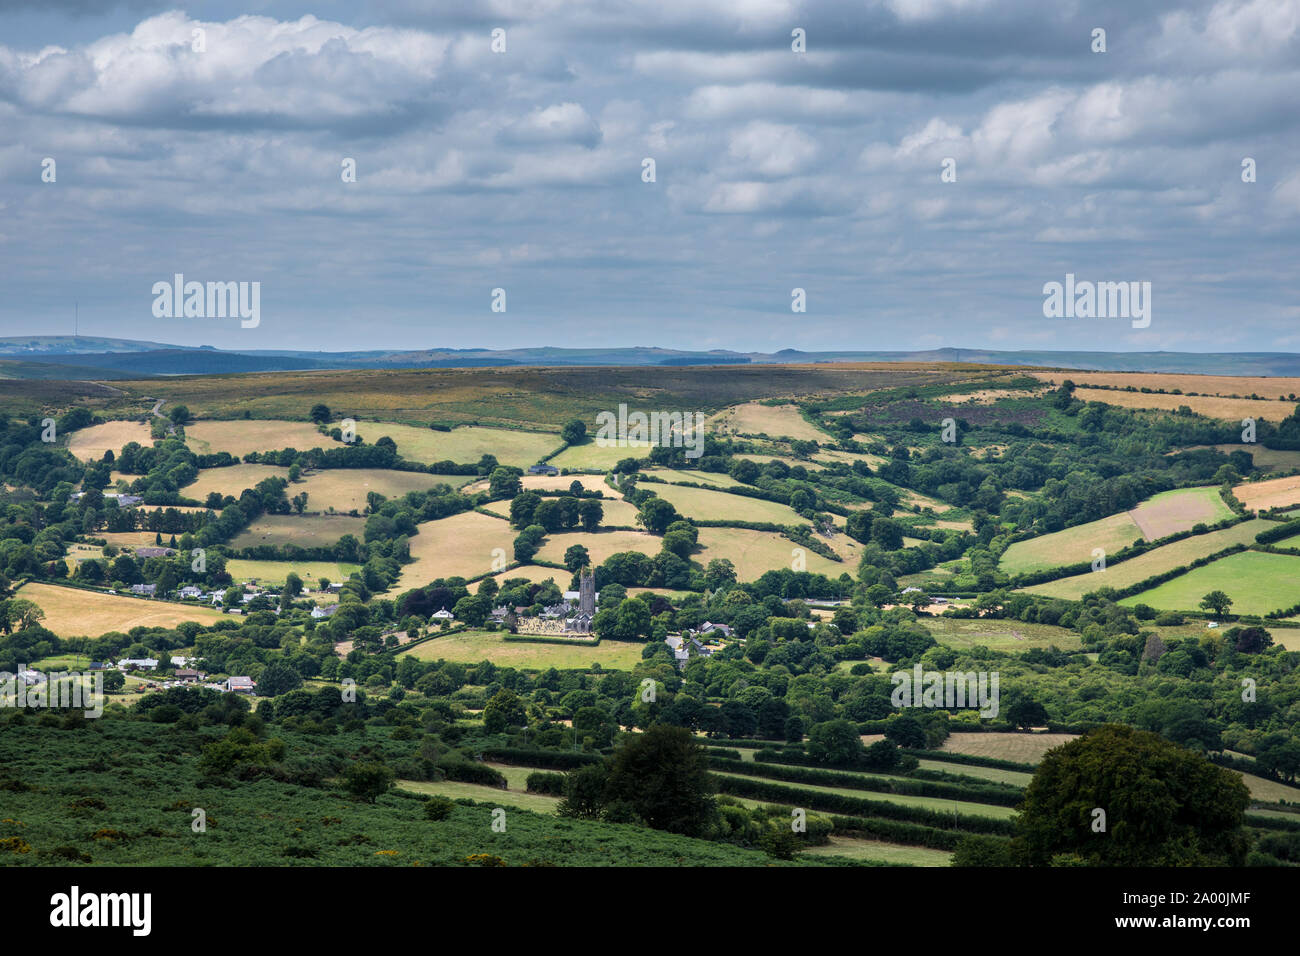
top-left (549, 439), bottom-right (653, 470)
top-left (1072, 388), bottom-right (1289, 422)
top-left (229, 514), bottom-right (367, 549)
top-left (66, 420), bottom-right (153, 461)
top-left (695, 527), bottom-right (850, 580)
top-left (1022, 519), bottom-right (1274, 600)
top-left (922, 617), bottom-right (1083, 651)
top-left (399, 511), bottom-right (518, 587)
top-left (185, 419), bottom-right (329, 457)
top-left (365, 422), bottom-right (561, 468)
top-left (1119, 550), bottom-right (1300, 616)
top-left (1000, 486), bottom-right (1232, 575)
top-left (184, 464), bottom-right (290, 502)
top-left (398, 628), bottom-right (645, 669)
top-left (647, 483), bottom-right (809, 525)
top-left (16, 581), bottom-right (226, 638)
top-left (1233, 474), bottom-right (1300, 512)
top-left (223, 559), bottom-right (361, 588)
top-left (710, 403), bottom-right (830, 441)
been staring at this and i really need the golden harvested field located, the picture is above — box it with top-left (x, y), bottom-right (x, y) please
top-left (229, 514), bottom-right (366, 549)
top-left (66, 420), bottom-right (153, 461)
top-left (647, 483), bottom-right (808, 525)
top-left (1233, 474), bottom-right (1300, 511)
top-left (185, 419), bottom-right (328, 456)
top-left (1183, 445), bottom-right (1300, 473)
top-left (398, 511), bottom-right (517, 588)
top-left (184, 464), bottom-right (290, 501)
top-left (549, 439), bottom-right (653, 470)
top-left (710, 403), bottom-right (830, 441)
top-left (940, 732), bottom-right (1078, 764)
top-left (1023, 519), bottom-right (1274, 600)
top-left (16, 581), bottom-right (225, 638)
top-left (365, 422), bottom-right (561, 467)
top-left (398, 628), bottom-right (644, 669)
top-left (695, 526), bottom-right (851, 580)
top-left (1127, 486), bottom-right (1234, 539)
top-left (591, 497), bottom-right (642, 526)
top-left (535, 529), bottom-right (661, 565)
top-left (1072, 387), bottom-right (1290, 422)
top-left (1238, 772), bottom-right (1300, 803)
top-left (1033, 371), bottom-right (1300, 400)
top-left (296, 468), bottom-right (478, 513)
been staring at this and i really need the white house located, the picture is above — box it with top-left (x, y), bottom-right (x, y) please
top-left (118, 658), bottom-right (159, 671)
top-left (311, 604), bottom-right (339, 620)
top-left (179, 586), bottom-right (204, 600)
top-left (226, 676), bottom-right (256, 693)
top-left (129, 583), bottom-right (157, 597)
top-left (431, 607), bottom-right (455, 622)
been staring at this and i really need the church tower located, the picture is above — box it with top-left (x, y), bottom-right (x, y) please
top-left (579, 567), bottom-right (596, 616)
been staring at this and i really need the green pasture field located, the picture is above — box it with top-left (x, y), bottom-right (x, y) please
top-left (223, 559), bottom-right (360, 588)
top-left (397, 629), bottom-right (645, 670)
top-left (711, 771), bottom-right (1016, 819)
top-left (1000, 513), bottom-right (1143, 575)
top-left (550, 440), bottom-right (654, 470)
top-left (801, 836), bottom-right (953, 867)
top-left (1119, 550), bottom-right (1300, 616)
top-left (921, 616), bottom-right (1083, 652)
top-left (229, 514), bottom-right (367, 549)
top-left (1021, 519), bottom-right (1274, 600)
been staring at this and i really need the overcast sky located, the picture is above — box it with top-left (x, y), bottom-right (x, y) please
top-left (1, 0), bottom-right (1298, 353)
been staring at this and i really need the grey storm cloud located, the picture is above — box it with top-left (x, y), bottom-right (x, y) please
top-left (0, 0), bottom-right (1297, 353)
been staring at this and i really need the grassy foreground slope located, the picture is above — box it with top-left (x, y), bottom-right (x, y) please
top-left (0, 721), bottom-right (827, 867)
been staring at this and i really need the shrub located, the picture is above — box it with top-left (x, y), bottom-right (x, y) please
top-left (525, 771), bottom-right (567, 796)
top-left (423, 796), bottom-right (456, 821)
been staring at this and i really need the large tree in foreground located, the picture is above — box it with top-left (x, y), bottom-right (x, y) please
top-left (602, 724), bottom-right (717, 838)
top-left (1015, 724), bottom-right (1250, 866)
